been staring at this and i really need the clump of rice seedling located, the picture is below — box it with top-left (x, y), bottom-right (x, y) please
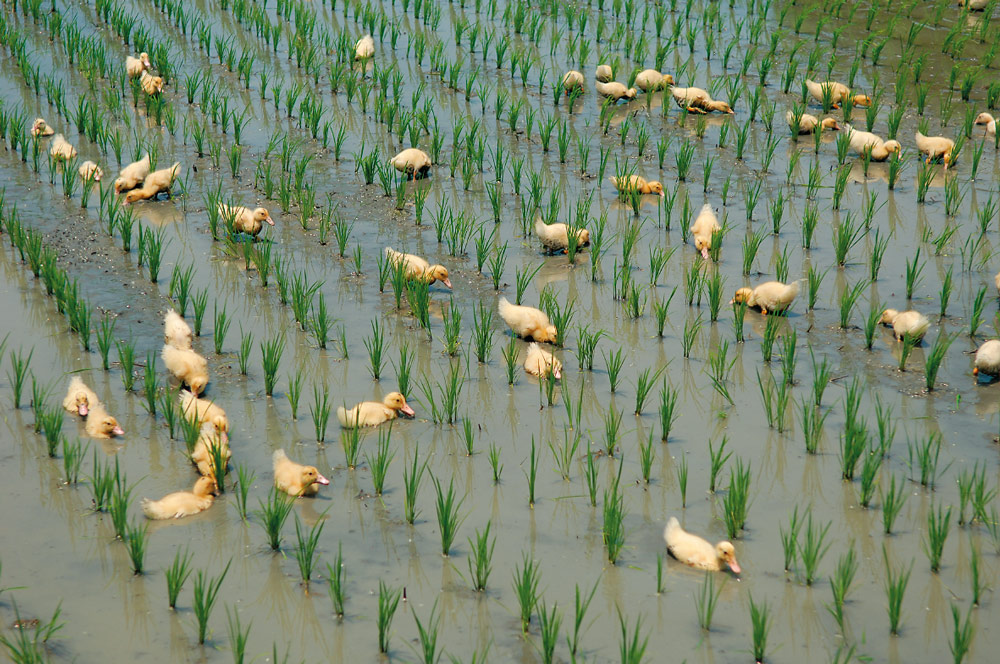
top-left (603, 486), bottom-right (627, 563)
top-left (193, 560), bottom-right (231, 645)
top-left (234, 464), bottom-right (255, 521)
top-left (709, 436), bottom-right (732, 493)
top-left (432, 475), bottom-right (465, 556)
top-left (62, 437), bottom-right (87, 484)
top-left (96, 316), bottom-right (115, 370)
top-left (618, 609), bottom-right (649, 664)
top-left (293, 514), bottom-right (325, 584)
top-left (798, 509), bottom-right (831, 585)
top-left (403, 451), bottom-right (428, 525)
top-left (326, 544), bottom-right (346, 619)
top-left (124, 519), bottom-right (149, 575)
top-left (883, 547), bottom-right (912, 636)
top-left (908, 432), bottom-right (943, 488)
top-left (748, 593), bottom-right (771, 663)
top-left (213, 303), bottom-right (231, 354)
top-left (604, 347), bottom-right (626, 393)
top-left (780, 506), bottom-right (801, 571)
top-left (676, 456), bottom-right (689, 507)
top-left (923, 502), bottom-right (952, 573)
top-left (511, 552), bottom-right (541, 632)
top-left (925, 332), bottom-right (955, 390)
top-left (488, 442), bottom-right (503, 482)
top-left (567, 580), bottom-right (598, 658)
top-left (722, 458), bottom-right (751, 539)
top-left (226, 606), bottom-right (251, 664)
top-left (255, 489), bottom-right (295, 550)
top-left (116, 338), bottom-right (136, 391)
top-left (828, 544), bottom-right (858, 631)
top-left (165, 547), bottom-right (194, 609)
top-left (501, 336), bottom-right (519, 385)
top-left (881, 473), bottom-right (908, 534)
top-left (260, 333), bottom-right (285, 396)
top-left (376, 580), bottom-right (402, 654)
top-left (467, 521), bottom-right (495, 592)
top-left (695, 572), bottom-right (724, 631)
top-left (948, 602), bottom-right (975, 663)
top-left (364, 426), bottom-right (394, 495)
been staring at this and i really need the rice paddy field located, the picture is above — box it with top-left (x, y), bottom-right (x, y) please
top-left (2, 0), bottom-right (1000, 662)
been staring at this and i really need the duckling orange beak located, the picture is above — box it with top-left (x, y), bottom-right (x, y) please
top-left (701, 247), bottom-right (710, 260)
top-left (315, 473), bottom-right (330, 485)
top-left (552, 365), bottom-right (562, 379)
top-left (728, 298), bottom-right (735, 304)
top-left (265, 215), bottom-right (275, 226)
top-left (112, 425), bottom-right (125, 436)
top-left (400, 403), bottom-right (415, 417)
top-left (973, 367), bottom-right (979, 376)
top-left (728, 558), bottom-right (741, 574)
top-left (443, 277), bottom-right (453, 289)
top-left (78, 403), bottom-right (88, 416)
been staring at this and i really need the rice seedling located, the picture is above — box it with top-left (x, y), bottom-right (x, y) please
top-left (511, 552), bottom-right (541, 632)
top-left (923, 502), bottom-right (952, 573)
top-left (0, 601), bottom-right (63, 662)
top-left (924, 332), bottom-right (955, 390)
top-left (828, 544), bottom-right (858, 631)
top-left (116, 338), bottom-right (136, 391)
top-left (948, 603), bottom-right (975, 664)
top-left (883, 547), bottom-right (912, 636)
top-left (165, 547), bottom-right (194, 610)
top-left (576, 326), bottom-right (605, 370)
top-left (881, 473), bottom-right (908, 534)
top-left (695, 572), bottom-right (724, 631)
top-left (779, 506), bottom-right (802, 572)
top-left (709, 436), bottom-right (732, 493)
top-left (375, 580), bottom-right (403, 653)
top-left (96, 315), bottom-right (115, 370)
top-left (293, 514), bottom-right (325, 584)
top-left (798, 509), bottom-right (832, 585)
top-left (39, 405), bottom-right (62, 457)
top-left (124, 518), bottom-right (149, 575)
top-left (432, 474), bottom-right (465, 556)
top-left (61, 436), bottom-right (86, 485)
top-left (969, 537), bottom-right (983, 606)
top-left (213, 303), bottom-right (231, 355)
top-left (682, 315), bottom-right (703, 358)
top-left (840, 416), bottom-right (869, 481)
top-left (567, 580), bottom-right (598, 658)
top-left (226, 606), bottom-right (251, 664)
top-left (602, 484), bottom-right (627, 564)
top-left (403, 451), bottom-right (428, 525)
top-left (193, 560), bottom-right (231, 645)
top-left (325, 544), bottom-right (346, 620)
top-left (748, 593), bottom-right (771, 663)
top-left (761, 316), bottom-right (779, 363)
top-left (365, 426), bottom-right (394, 495)
top-left (722, 458), bottom-right (752, 539)
top-left (838, 279), bottom-right (867, 329)
top-left (603, 347), bottom-right (625, 393)
top-left (617, 609), bottom-right (649, 664)
top-left (514, 263), bottom-right (543, 304)
top-left (260, 332), bottom-right (285, 396)
top-left (470, 302), bottom-right (494, 364)
top-left (467, 520), bottom-right (495, 592)
top-left (969, 285), bottom-right (987, 337)
top-left (255, 489), bottom-right (295, 551)
top-left (488, 442), bottom-right (503, 483)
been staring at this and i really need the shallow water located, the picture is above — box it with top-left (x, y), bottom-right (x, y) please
top-left (0, 0), bottom-right (999, 662)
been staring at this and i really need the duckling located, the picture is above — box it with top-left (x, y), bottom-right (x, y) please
top-left (354, 34), bottom-right (375, 60)
top-left (49, 134), bottom-right (76, 161)
top-left (995, 268), bottom-right (1000, 295)
top-left (634, 70), bottom-right (674, 92)
top-left (384, 247), bottom-right (452, 288)
top-left (843, 125), bottom-right (902, 161)
top-left (595, 81), bottom-right (637, 101)
top-left (273, 449), bottom-right (330, 497)
top-left (670, 87), bottom-right (734, 114)
top-left (141, 476), bottom-right (217, 520)
top-left (595, 64), bottom-right (613, 82)
top-left (139, 70), bottom-right (164, 96)
top-left (126, 52), bottom-right (151, 77)
top-left (62, 376), bottom-right (99, 417)
top-left (524, 342), bottom-right (562, 379)
top-left (880, 308), bottom-right (931, 343)
top-left (973, 339), bottom-right (1000, 378)
top-left (114, 154), bottom-right (151, 194)
top-left (534, 217), bottom-right (591, 253)
top-left (562, 70), bottom-right (585, 92)
top-left (123, 162), bottom-right (180, 204)
top-left (389, 148), bottom-right (432, 179)
top-left (915, 131), bottom-right (956, 167)
top-left (30, 118), bottom-right (55, 137)
top-left (164, 309), bottom-right (193, 350)
top-left (663, 517), bottom-right (741, 573)
top-left (610, 175), bottom-right (665, 197)
top-left (77, 160), bottom-right (103, 181)
top-left (498, 297), bottom-right (558, 343)
top-left (690, 204), bottom-right (721, 260)
top-left (161, 344), bottom-right (209, 395)
top-left (731, 281), bottom-right (800, 315)
top-left (975, 112), bottom-right (997, 136)
top-left (85, 403), bottom-right (124, 439)
top-left (218, 204), bottom-right (274, 237)
top-left (180, 389), bottom-right (228, 435)
top-left (786, 110), bottom-right (839, 134)
top-left (337, 392), bottom-right (415, 428)
top-left (804, 79), bottom-right (871, 108)
top-left (190, 424), bottom-right (230, 479)
top-left (960, 0), bottom-right (990, 10)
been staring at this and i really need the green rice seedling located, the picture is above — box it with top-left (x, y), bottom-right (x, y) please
top-left (0, 600), bottom-right (63, 661)
top-left (96, 315), bottom-right (115, 370)
top-left (801, 203), bottom-right (819, 249)
top-left (761, 316), bottom-right (780, 363)
top-left (603, 407), bottom-right (624, 457)
top-left (255, 489), bottom-right (295, 551)
top-left (236, 327), bottom-right (252, 375)
top-left (840, 419), bottom-right (869, 480)
top-left (682, 315), bottom-right (703, 358)
top-left (226, 606), bottom-right (250, 664)
top-left (39, 405), bottom-right (63, 457)
top-left (969, 286), bottom-right (987, 337)
top-left (833, 213), bottom-right (863, 266)
top-left (863, 301), bottom-right (884, 350)
top-left (722, 459), bottom-right (752, 538)
top-left (924, 332), bottom-right (955, 390)
top-left (798, 510), bottom-right (832, 585)
top-left (536, 600), bottom-right (562, 664)
top-left (576, 326), bottom-right (605, 370)
top-left (108, 470), bottom-right (135, 540)
top-left (212, 303), bottom-right (231, 355)
top-left (512, 552), bottom-right (541, 632)
top-left (695, 572), bottom-right (724, 631)
top-left (969, 538), bottom-right (983, 606)
top-left (859, 449), bottom-right (882, 507)
top-left (881, 473), bottom-right (908, 534)
top-left (635, 366), bottom-right (665, 415)
top-left (165, 547), bottom-right (194, 609)
top-left (441, 302), bottom-right (462, 356)
top-left (709, 436), bottom-right (732, 493)
top-left (550, 428), bottom-right (581, 481)
top-left (567, 580), bottom-right (598, 657)
top-left (406, 279), bottom-right (432, 331)
top-left (583, 447), bottom-right (600, 507)
top-left (488, 442), bottom-right (503, 483)
top-left (363, 319), bottom-right (385, 380)
top-left (638, 431), bottom-right (655, 484)
top-left (326, 544), bottom-right (346, 619)
top-left (365, 427), bottom-right (394, 495)
top-left (62, 437), bottom-right (87, 484)
top-left (467, 521), bottom-right (495, 592)
top-left (706, 271), bottom-right (726, 321)
top-left (514, 263), bottom-right (543, 305)
top-left (604, 347), bottom-right (625, 393)
top-left (470, 302), bottom-right (494, 365)
top-left (233, 464), bottom-right (255, 521)
top-left (828, 544), bottom-right (858, 630)
top-left (501, 337), bottom-right (518, 385)
top-left (748, 593), bottom-right (771, 663)
top-left (293, 514), bottom-right (325, 584)
top-left (525, 436), bottom-right (540, 505)
top-left (403, 452), bottom-right (428, 525)
top-left (392, 343), bottom-right (413, 398)
top-left (125, 519), bottom-right (149, 575)
top-left (781, 329), bottom-right (798, 385)
top-left (618, 610), bottom-right (649, 664)
top-left (487, 243), bottom-right (507, 291)
top-left (908, 432), bottom-right (944, 488)
top-left (30, 378), bottom-right (48, 433)
top-left (141, 351), bottom-right (159, 415)
top-left (971, 468), bottom-right (997, 525)
top-left (432, 475), bottom-right (464, 556)
top-left (193, 560), bottom-right (231, 644)
top-left (838, 279), bottom-right (867, 329)
top-left (285, 369), bottom-right (304, 420)
top-left (260, 333), bottom-right (285, 396)
top-left (115, 338), bottom-right (136, 391)
top-left (923, 503), bottom-right (952, 573)
top-left (659, 381), bottom-right (680, 442)
top-left (145, 228), bottom-right (168, 283)
top-left (883, 548), bottom-right (912, 636)
top-left (800, 399), bottom-right (828, 454)
top-left (412, 600), bottom-right (442, 664)
top-left (780, 506), bottom-right (802, 571)
top-left (948, 603), bottom-right (975, 664)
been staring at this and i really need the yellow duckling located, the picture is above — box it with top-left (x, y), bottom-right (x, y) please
top-left (62, 376), bottom-right (99, 417)
top-left (114, 154), bottom-right (150, 194)
top-left (498, 297), bottom-right (557, 343)
top-left (731, 281), bottom-right (800, 315)
top-left (164, 309), bottom-right (192, 349)
top-left (595, 81), bottom-right (637, 101)
top-left (126, 52), bottom-right (151, 78)
top-left (384, 247), bottom-right (452, 288)
top-left (30, 118), bottom-right (55, 137)
top-left (786, 110), bottom-right (839, 134)
top-left (562, 70), bottom-right (585, 92)
top-left (85, 403), bottom-right (125, 439)
top-left (880, 308), bottom-right (930, 343)
top-left (664, 517), bottom-right (741, 573)
top-left (534, 217), bottom-right (591, 254)
top-left (975, 112), bottom-right (997, 136)
top-left (141, 476), bottom-right (217, 520)
top-left (273, 449), bottom-right (330, 497)
top-left (218, 204), bottom-right (275, 237)
top-left (960, 0), bottom-right (990, 10)
top-left (634, 70), bottom-right (674, 92)
top-left (337, 392), bottom-right (415, 428)
top-left (77, 160), bottom-right (103, 181)
top-left (354, 35), bottom-right (375, 60)
top-left (49, 134), bottom-right (77, 161)
top-left (670, 86), bottom-right (734, 114)
top-left (161, 343), bottom-right (208, 395)
top-left (190, 424), bottom-right (230, 480)
top-left (610, 175), bottom-right (665, 197)
top-left (123, 162), bottom-right (180, 204)
top-left (973, 339), bottom-right (1000, 379)
top-left (690, 203), bottom-right (721, 260)
top-left (805, 79), bottom-right (871, 108)
top-left (139, 70), bottom-right (163, 96)
top-left (524, 342), bottom-right (562, 379)
top-left (915, 131), bottom-right (955, 167)
top-left (180, 389), bottom-right (228, 435)
top-left (595, 64), bottom-right (613, 82)
top-left (844, 125), bottom-right (901, 161)
top-left (389, 148), bottom-right (432, 179)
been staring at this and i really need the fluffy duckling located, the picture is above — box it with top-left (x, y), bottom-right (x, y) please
top-left (141, 476), bottom-right (217, 520)
top-left (354, 34), bottom-right (375, 60)
top-left (389, 148), bottom-right (432, 179)
top-left (123, 162), bottom-right (180, 204)
top-left (595, 81), bottom-right (637, 101)
top-left (690, 204), bottom-right (721, 260)
top-left (524, 342), bottom-right (562, 379)
top-left (915, 131), bottom-right (956, 167)
top-left (126, 52), bottom-right (151, 77)
top-left (534, 217), bottom-right (590, 254)
top-left (164, 309), bottom-right (193, 349)
top-left (49, 134), bottom-right (76, 161)
top-left (85, 403), bottom-right (124, 439)
top-left (844, 125), bottom-right (901, 161)
top-left (973, 339), bottom-right (1000, 379)
top-left (610, 175), bottom-right (665, 197)
top-left (880, 308), bottom-right (931, 343)
top-left (77, 160), bottom-right (103, 181)
top-left (273, 449), bottom-right (330, 497)
top-left (786, 110), bottom-right (839, 134)
top-left (114, 154), bottom-right (151, 194)
top-left (595, 64), bottom-right (612, 82)
top-left (664, 517), bottom-right (741, 573)
top-left (731, 281), bottom-right (800, 315)
top-left (161, 344), bottom-right (209, 395)
top-left (975, 112), bottom-right (997, 136)
top-left (804, 79), bottom-right (871, 108)
top-left (384, 247), bottom-right (452, 288)
top-left (562, 70), bottom-right (584, 91)
top-left (62, 376), bottom-right (99, 417)
top-left (498, 297), bottom-right (558, 343)
top-left (30, 118), bottom-right (55, 137)
top-left (139, 70), bottom-right (164, 96)
top-left (670, 86), bottom-right (734, 114)
top-left (190, 424), bottom-right (230, 479)
top-left (337, 392), bottom-right (415, 428)
top-left (960, 0), bottom-right (990, 10)
top-left (218, 204), bottom-right (274, 237)
top-left (180, 389), bottom-right (228, 435)
top-left (634, 69), bottom-right (674, 92)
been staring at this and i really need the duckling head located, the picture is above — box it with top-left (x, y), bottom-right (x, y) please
top-left (716, 542), bottom-right (741, 573)
top-left (428, 265), bottom-right (452, 289)
top-left (880, 308), bottom-right (899, 325)
top-left (73, 392), bottom-right (91, 416)
top-left (122, 188), bottom-right (147, 205)
top-left (193, 476), bottom-right (218, 497)
top-left (31, 118), bottom-right (49, 136)
top-left (140, 52), bottom-right (151, 69)
top-left (646, 181), bottom-right (665, 197)
top-left (384, 391), bottom-right (415, 417)
top-left (301, 465), bottom-right (330, 490)
top-left (821, 117), bottom-right (840, 131)
top-left (851, 94), bottom-right (872, 107)
top-left (694, 236), bottom-right (712, 260)
top-left (883, 140), bottom-right (902, 155)
top-left (713, 101), bottom-right (735, 114)
top-left (254, 207), bottom-right (275, 226)
top-left (539, 324), bottom-right (559, 344)
top-left (99, 415), bottom-right (125, 437)
top-left (975, 112), bottom-right (995, 126)
top-left (730, 287), bottom-right (753, 305)
top-left (548, 354), bottom-right (563, 380)
top-left (189, 375), bottom-right (208, 396)
top-left (209, 414), bottom-right (228, 435)
top-left (662, 74), bottom-right (675, 86)
top-left (624, 87), bottom-right (638, 100)
top-left (575, 228), bottom-right (591, 244)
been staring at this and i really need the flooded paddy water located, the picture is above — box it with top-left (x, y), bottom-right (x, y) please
top-left (0, 0), bottom-right (999, 662)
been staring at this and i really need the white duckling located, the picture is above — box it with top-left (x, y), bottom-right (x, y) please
top-left (141, 476), bottom-right (217, 520)
top-left (273, 449), bottom-right (330, 497)
top-left (49, 134), bottom-right (76, 161)
top-left (84, 403), bottom-right (124, 439)
top-left (786, 110), bottom-right (839, 134)
top-left (915, 131), bottom-right (956, 167)
top-left (524, 342), bottom-right (562, 379)
top-left (610, 175), bottom-right (665, 197)
top-left (690, 204), bottom-right (721, 260)
top-left (77, 160), bottom-right (103, 181)
top-left (533, 217), bottom-right (590, 253)
top-left (126, 52), bottom-right (152, 78)
top-left (384, 247), bottom-right (452, 288)
top-left (62, 376), bottom-right (99, 417)
top-left (804, 79), bottom-right (871, 108)
top-left (663, 517), bottom-right (742, 573)
top-left (218, 204), bottom-right (274, 237)
top-left (190, 424), bottom-right (230, 479)
top-left (114, 154), bottom-right (151, 194)
top-left (123, 162), bottom-right (180, 204)
top-left (30, 118), bottom-right (55, 137)
top-left (844, 125), bottom-right (901, 161)
top-left (973, 339), bottom-right (1000, 378)
top-left (595, 81), bottom-right (637, 101)
top-left (354, 35), bottom-right (375, 60)
top-left (389, 148), bottom-right (432, 179)
top-left (635, 70), bottom-right (674, 92)
top-left (337, 392), bottom-right (415, 428)
top-left (975, 112), bottom-right (997, 136)
top-left (164, 309), bottom-right (193, 349)
top-left (595, 64), bottom-right (613, 82)
top-left (731, 281), bottom-right (800, 315)
top-left (498, 297), bottom-right (558, 343)
top-left (161, 344), bottom-right (209, 395)
top-left (180, 389), bottom-right (228, 435)
top-left (670, 87), bottom-right (734, 114)
top-left (880, 308), bottom-right (931, 342)
top-left (562, 70), bottom-right (585, 92)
